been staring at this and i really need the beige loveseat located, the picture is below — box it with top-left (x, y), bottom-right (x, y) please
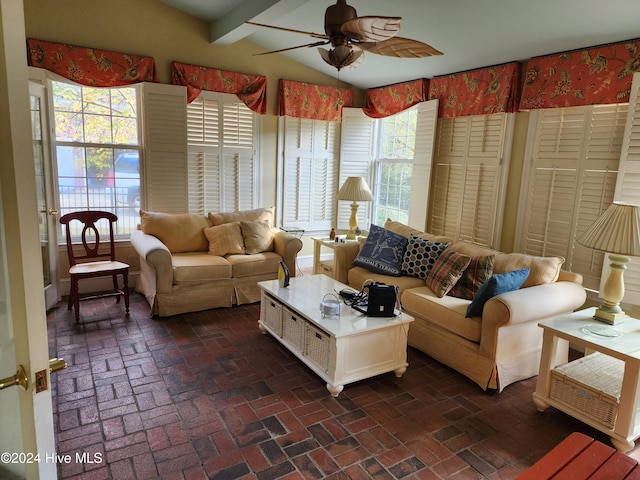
top-left (332, 220), bottom-right (587, 392)
top-left (130, 208), bottom-right (302, 317)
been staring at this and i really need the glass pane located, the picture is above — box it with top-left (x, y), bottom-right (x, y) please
top-left (83, 87), bottom-right (111, 115)
top-left (84, 113), bottom-right (113, 143)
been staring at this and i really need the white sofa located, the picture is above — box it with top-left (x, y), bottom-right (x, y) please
top-left (130, 208), bottom-right (302, 317)
top-left (332, 220), bottom-right (587, 392)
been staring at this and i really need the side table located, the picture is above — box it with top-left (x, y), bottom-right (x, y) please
top-left (311, 236), bottom-right (359, 280)
top-left (533, 307), bottom-right (640, 452)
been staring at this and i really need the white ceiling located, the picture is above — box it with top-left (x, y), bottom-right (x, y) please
top-left (160, 0), bottom-right (640, 89)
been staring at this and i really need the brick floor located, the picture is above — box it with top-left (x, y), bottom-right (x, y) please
top-left (47, 285), bottom-right (640, 479)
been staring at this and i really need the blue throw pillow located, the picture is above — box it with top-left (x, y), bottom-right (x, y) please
top-left (465, 268), bottom-right (530, 318)
top-left (353, 224), bottom-right (409, 276)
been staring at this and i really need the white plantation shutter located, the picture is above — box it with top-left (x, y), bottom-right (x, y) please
top-left (280, 117), bottom-right (340, 231)
top-left (430, 113), bottom-right (512, 248)
top-left (517, 104), bottom-right (627, 290)
top-left (610, 72), bottom-right (640, 303)
top-left (339, 108), bottom-right (375, 230)
top-left (186, 92), bottom-right (257, 214)
top-left (140, 82), bottom-right (188, 213)
top-left (407, 100), bottom-right (438, 230)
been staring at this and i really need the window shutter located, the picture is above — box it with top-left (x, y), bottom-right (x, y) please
top-left (140, 82), bottom-right (188, 213)
top-left (339, 108), bottom-right (375, 230)
top-left (407, 100), bottom-right (438, 230)
top-left (610, 72), bottom-right (640, 303)
top-left (187, 96), bottom-right (219, 213)
top-left (430, 113), bottom-right (511, 247)
top-left (518, 104), bottom-right (626, 291)
top-left (280, 117), bottom-right (339, 231)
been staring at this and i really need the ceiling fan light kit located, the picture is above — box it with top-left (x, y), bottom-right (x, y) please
top-left (248, 0), bottom-right (442, 71)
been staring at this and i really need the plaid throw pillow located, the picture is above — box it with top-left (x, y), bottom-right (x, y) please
top-left (426, 249), bottom-right (471, 298)
top-left (449, 255), bottom-right (495, 300)
top-left (401, 235), bottom-right (449, 280)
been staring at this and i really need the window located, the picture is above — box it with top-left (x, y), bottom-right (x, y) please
top-left (187, 91), bottom-right (258, 214)
top-left (52, 81), bottom-right (140, 238)
top-left (373, 108), bottom-right (417, 225)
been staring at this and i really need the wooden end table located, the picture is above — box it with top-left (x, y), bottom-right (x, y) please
top-left (534, 307), bottom-right (640, 452)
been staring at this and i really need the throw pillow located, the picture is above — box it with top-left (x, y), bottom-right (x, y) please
top-left (209, 207), bottom-right (274, 227)
top-left (352, 224), bottom-right (409, 276)
top-left (449, 255), bottom-right (496, 300)
top-left (401, 235), bottom-right (449, 280)
top-left (466, 268), bottom-right (531, 317)
top-left (203, 222), bottom-right (245, 256)
top-left (426, 249), bottom-right (472, 298)
top-left (140, 210), bottom-right (211, 253)
top-left (240, 220), bottom-right (274, 254)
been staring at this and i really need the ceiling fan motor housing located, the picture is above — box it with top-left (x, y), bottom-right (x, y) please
top-left (325, 0), bottom-right (357, 45)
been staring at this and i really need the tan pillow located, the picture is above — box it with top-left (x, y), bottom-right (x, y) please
top-left (140, 210), bottom-right (211, 253)
top-left (383, 219), bottom-right (453, 243)
top-left (494, 253), bottom-right (565, 287)
top-left (209, 207), bottom-right (275, 227)
top-left (240, 221), bottom-right (274, 254)
top-left (203, 222), bottom-right (245, 256)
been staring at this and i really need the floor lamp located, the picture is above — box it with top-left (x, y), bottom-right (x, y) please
top-left (336, 176), bottom-right (374, 240)
top-left (577, 202), bottom-right (640, 325)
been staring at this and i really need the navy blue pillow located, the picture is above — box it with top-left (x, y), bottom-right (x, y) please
top-left (353, 224), bottom-right (409, 276)
top-left (465, 268), bottom-right (530, 317)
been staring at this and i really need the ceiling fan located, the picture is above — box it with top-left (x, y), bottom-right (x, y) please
top-left (247, 0), bottom-right (442, 71)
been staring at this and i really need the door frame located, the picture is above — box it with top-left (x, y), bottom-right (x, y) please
top-left (0, 1), bottom-right (57, 478)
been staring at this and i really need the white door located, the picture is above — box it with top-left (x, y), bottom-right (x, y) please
top-left (30, 83), bottom-right (60, 309)
top-left (0, 0), bottom-right (57, 478)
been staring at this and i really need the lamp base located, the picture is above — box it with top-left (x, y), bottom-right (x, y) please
top-left (593, 307), bottom-right (626, 325)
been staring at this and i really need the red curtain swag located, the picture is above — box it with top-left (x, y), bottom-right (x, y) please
top-left (26, 38), bottom-right (158, 86)
top-left (520, 38), bottom-right (640, 110)
top-left (277, 79), bottom-right (353, 122)
top-left (428, 62), bottom-right (522, 118)
top-left (363, 79), bottom-right (429, 118)
top-left (171, 62), bottom-right (267, 114)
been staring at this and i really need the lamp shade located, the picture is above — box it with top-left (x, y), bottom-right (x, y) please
top-left (336, 176), bottom-right (374, 202)
top-left (577, 202), bottom-right (640, 256)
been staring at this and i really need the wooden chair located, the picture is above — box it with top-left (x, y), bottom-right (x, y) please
top-left (60, 211), bottom-right (130, 323)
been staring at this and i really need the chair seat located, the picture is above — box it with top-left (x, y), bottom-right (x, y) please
top-left (69, 260), bottom-right (129, 276)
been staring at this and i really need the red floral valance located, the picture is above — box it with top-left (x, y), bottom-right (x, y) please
top-left (363, 79), bottom-right (429, 118)
top-left (520, 38), bottom-right (640, 110)
top-left (277, 79), bottom-right (353, 122)
top-left (26, 38), bottom-right (157, 86)
top-left (171, 62), bottom-right (266, 113)
top-left (428, 62), bottom-right (522, 118)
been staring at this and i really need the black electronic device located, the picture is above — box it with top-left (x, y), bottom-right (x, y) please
top-left (350, 282), bottom-right (398, 317)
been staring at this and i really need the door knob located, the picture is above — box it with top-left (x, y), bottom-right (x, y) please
top-left (0, 365), bottom-right (28, 391)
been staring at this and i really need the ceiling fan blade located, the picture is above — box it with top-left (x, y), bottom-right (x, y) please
top-left (360, 37), bottom-right (443, 58)
top-left (254, 41), bottom-right (329, 56)
top-left (246, 21), bottom-right (328, 40)
top-left (341, 16), bottom-right (401, 42)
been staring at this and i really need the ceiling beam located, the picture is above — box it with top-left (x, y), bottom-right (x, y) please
top-left (210, 0), bottom-right (312, 45)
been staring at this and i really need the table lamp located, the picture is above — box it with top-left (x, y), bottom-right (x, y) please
top-left (336, 176), bottom-right (374, 240)
top-left (577, 202), bottom-right (640, 325)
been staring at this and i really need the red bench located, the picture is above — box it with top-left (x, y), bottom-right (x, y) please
top-left (517, 432), bottom-right (640, 479)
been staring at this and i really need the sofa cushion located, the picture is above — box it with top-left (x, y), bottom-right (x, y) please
top-left (450, 240), bottom-right (565, 288)
top-left (171, 253), bottom-right (231, 284)
top-left (140, 211), bottom-right (211, 253)
top-left (384, 219), bottom-right (453, 243)
top-left (226, 251), bottom-right (281, 278)
top-left (402, 286), bottom-right (482, 343)
top-left (401, 235), bottom-right (449, 280)
top-left (209, 207), bottom-right (274, 227)
top-left (348, 265), bottom-right (426, 293)
top-left (353, 224), bottom-right (409, 276)
top-left (466, 268), bottom-right (531, 317)
top-left (426, 249), bottom-right (471, 298)
top-left (240, 221), bottom-right (274, 254)
top-left (448, 255), bottom-right (495, 300)
top-left (203, 222), bottom-right (245, 256)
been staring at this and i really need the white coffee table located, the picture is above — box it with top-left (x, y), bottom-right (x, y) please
top-left (258, 274), bottom-right (414, 397)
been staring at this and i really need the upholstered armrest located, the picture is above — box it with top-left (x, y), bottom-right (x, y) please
top-left (331, 241), bottom-right (362, 284)
top-left (130, 229), bottom-right (173, 294)
top-left (479, 281), bottom-right (587, 358)
top-left (272, 230), bottom-right (303, 276)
